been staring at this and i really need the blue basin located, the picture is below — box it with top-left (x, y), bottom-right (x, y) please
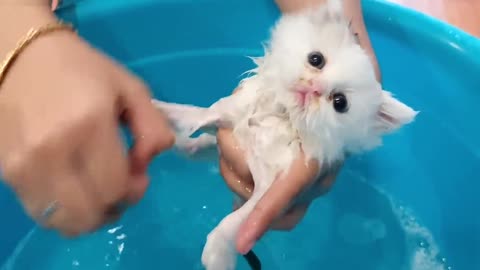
top-left (1, 0), bottom-right (479, 269)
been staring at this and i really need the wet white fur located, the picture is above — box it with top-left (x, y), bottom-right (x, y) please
top-left (153, 1), bottom-right (418, 269)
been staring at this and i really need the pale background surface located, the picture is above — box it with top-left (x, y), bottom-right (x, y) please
top-left (389, 0), bottom-right (480, 37)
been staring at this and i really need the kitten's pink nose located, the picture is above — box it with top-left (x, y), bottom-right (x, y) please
top-left (295, 83), bottom-right (325, 96)
top-left (294, 81), bottom-right (325, 107)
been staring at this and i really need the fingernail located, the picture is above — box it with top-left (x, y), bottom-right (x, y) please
top-left (237, 225), bottom-right (255, 255)
top-left (237, 230), bottom-right (255, 254)
top-left (239, 240), bottom-right (255, 255)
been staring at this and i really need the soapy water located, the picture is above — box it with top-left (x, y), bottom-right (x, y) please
top-left (0, 158), bottom-right (454, 270)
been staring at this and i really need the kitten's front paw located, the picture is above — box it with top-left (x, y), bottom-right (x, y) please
top-left (175, 137), bottom-right (201, 155)
top-left (151, 99), bottom-right (206, 136)
top-left (201, 231), bottom-right (237, 270)
top-left (176, 134), bottom-right (217, 156)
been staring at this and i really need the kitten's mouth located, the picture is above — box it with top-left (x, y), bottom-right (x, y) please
top-left (294, 84), bottom-right (323, 108)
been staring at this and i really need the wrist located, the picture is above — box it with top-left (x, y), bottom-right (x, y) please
top-left (0, 0), bottom-right (51, 5)
top-left (275, 0), bottom-right (381, 81)
top-left (0, 5), bottom-right (58, 57)
top-left (343, 1), bottom-right (381, 81)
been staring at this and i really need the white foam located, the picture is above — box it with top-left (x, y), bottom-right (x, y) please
top-left (372, 186), bottom-right (450, 270)
top-left (345, 170), bottom-right (451, 270)
top-left (395, 207), bottom-right (450, 270)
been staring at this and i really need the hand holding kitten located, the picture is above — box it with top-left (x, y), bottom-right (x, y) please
top-left (217, 0), bottom-right (382, 254)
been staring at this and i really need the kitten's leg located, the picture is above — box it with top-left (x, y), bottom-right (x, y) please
top-left (201, 188), bottom-right (268, 270)
top-left (151, 100), bottom-right (219, 137)
top-left (201, 157), bottom-right (273, 270)
top-left (175, 133), bottom-right (218, 157)
top-left (152, 78), bottom-right (258, 137)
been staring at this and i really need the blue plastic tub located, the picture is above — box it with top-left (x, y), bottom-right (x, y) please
top-left (1, 0), bottom-right (479, 269)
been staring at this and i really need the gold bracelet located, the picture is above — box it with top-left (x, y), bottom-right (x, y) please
top-left (0, 21), bottom-right (76, 89)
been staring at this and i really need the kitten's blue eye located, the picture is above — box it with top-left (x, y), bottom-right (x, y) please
top-left (332, 93), bottom-right (349, 113)
top-left (308, 51), bottom-right (326, 69)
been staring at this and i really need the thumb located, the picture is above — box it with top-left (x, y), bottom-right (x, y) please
top-left (119, 77), bottom-right (175, 175)
top-left (236, 155), bottom-right (320, 254)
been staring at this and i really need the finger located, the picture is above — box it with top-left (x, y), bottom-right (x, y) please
top-left (118, 77), bottom-right (175, 206)
top-left (2, 138), bottom-right (103, 236)
top-left (295, 162), bottom-right (342, 205)
top-left (230, 192), bottom-right (310, 231)
top-left (220, 157), bottom-right (253, 201)
top-left (46, 176), bottom-right (103, 236)
top-left (51, 0), bottom-right (58, 10)
top-left (78, 111), bottom-right (132, 215)
top-left (309, 167), bottom-right (340, 198)
top-left (125, 173), bottom-right (150, 204)
top-left (269, 203), bottom-right (310, 231)
top-left (232, 196), bottom-right (310, 231)
top-left (20, 172), bottom-right (102, 237)
top-left (217, 128), bottom-right (251, 181)
top-left (236, 154), bottom-right (320, 254)
top-left (232, 197), bottom-right (309, 231)
top-left (119, 77), bottom-right (175, 174)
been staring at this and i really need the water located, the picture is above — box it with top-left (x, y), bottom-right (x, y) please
top-left (0, 156), bottom-right (453, 270)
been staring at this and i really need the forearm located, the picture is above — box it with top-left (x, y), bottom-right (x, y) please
top-left (275, 0), bottom-right (363, 27)
top-left (275, 0), bottom-right (381, 81)
top-left (0, 2), bottom-right (57, 57)
top-left (0, 0), bottom-right (50, 3)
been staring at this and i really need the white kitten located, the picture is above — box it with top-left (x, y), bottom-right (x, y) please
top-left (153, 1), bottom-right (418, 269)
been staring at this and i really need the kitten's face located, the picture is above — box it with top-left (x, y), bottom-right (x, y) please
top-left (258, 0), bottom-right (417, 155)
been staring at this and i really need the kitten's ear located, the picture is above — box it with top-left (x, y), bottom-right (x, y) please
top-left (375, 90), bottom-right (418, 133)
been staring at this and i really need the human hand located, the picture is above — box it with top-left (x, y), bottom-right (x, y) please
top-left (0, 17), bottom-right (174, 236)
top-left (228, 156), bottom-right (340, 232)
